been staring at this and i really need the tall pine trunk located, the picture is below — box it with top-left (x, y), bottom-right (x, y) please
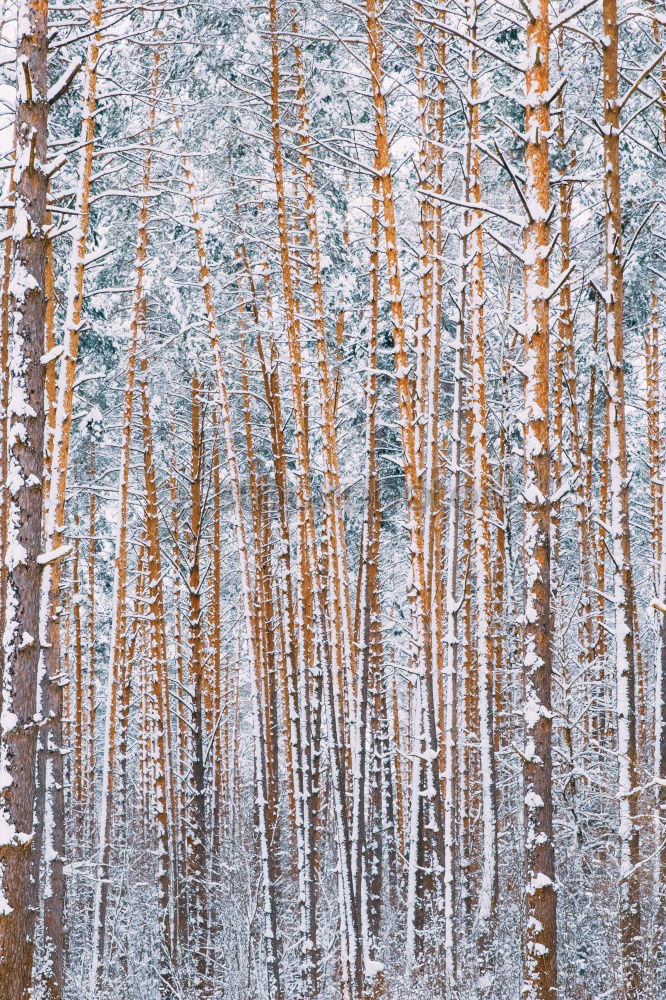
top-left (0, 0), bottom-right (49, 993)
top-left (601, 3), bottom-right (641, 995)
top-left (521, 3), bottom-right (558, 998)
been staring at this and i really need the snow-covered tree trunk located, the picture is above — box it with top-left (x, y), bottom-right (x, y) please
top-left (0, 0), bottom-right (48, 993)
top-left (89, 45), bottom-right (160, 991)
top-left (655, 458), bottom-right (666, 995)
top-left (85, 445), bottom-right (96, 840)
top-left (364, 1), bottom-right (445, 966)
top-left (37, 20), bottom-right (105, 970)
top-left (71, 518), bottom-right (84, 819)
top-left (120, 542), bottom-right (144, 841)
top-left (595, 394), bottom-right (611, 736)
top-left (255, 302), bottom-right (317, 992)
top-left (168, 435), bottom-right (189, 956)
top-left (351, 163), bottom-right (383, 991)
top-left (35, 220), bottom-right (65, 1000)
top-left (0, 168), bottom-right (14, 700)
top-left (178, 118), bottom-right (283, 1000)
top-left (139, 358), bottom-right (175, 991)
top-left (653, 40), bottom-right (666, 974)
top-left (646, 289), bottom-right (662, 592)
top-left (209, 420), bottom-right (223, 860)
top-left (186, 371), bottom-right (210, 992)
top-left (268, 4), bottom-right (361, 992)
top-left (465, 1), bottom-right (497, 980)
top-left (601, 3), bottom-right (641, 995)
top-left (414, 10), bottom-right (447, 942)
top-left (293, 21), bottom-right (355, 765)
top-left (520, 2), bottom-right (558, 998)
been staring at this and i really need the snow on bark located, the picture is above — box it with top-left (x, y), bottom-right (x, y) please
top-left (601, 4), bottom-right (641, 994)
top-left (0, 0), bottom-right (48, 994)
top-left (520, 3), bottom-right (558, 999)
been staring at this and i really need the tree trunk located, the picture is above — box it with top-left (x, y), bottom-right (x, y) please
top-left (465, 0), bottom-right (498, 978)
top-left (521, 2), bottom-right (558, 998)
top-left (364, 2), bottom-right (445, 966)
top-left (0, 0), bottom-right (48, 994)
top-left (187, 371), bottom-right (209, 992)
top-left (601, 3), bottom-right (641, 995)
top-left (139, 357), bottom-right (175, 991)
top-left (89, 45), bottom-right (160, 992)
top-left (177, 116), bottom-right (283, 1000)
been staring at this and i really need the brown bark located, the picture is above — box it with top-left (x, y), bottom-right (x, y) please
top-left (139, 358), bottom-right (175, 987)
top-left (521, 3), bottom-right (558, 998)
top-left (293, 23), bottom-right (355, 753)
top-left (268, 4), bottom-right (352, 989)
top-left (364, 3), bottom-right (445, 960)
top-left (646, 288), bottom-right (662, 592)
top-left (601, 3), bottom-right (641, 994)
top-left (210, 416), bottom-right (224, 859)
top-left (39, 16), bottom-right (105, 970)
top-left (86, 444), bottom-right (97, 839)
top-left (464, 4), bottom-right (498, 974)
top-left (0, 0), bottom-right (49, 993)
top-left (0, 167), bottom-right (14, 700)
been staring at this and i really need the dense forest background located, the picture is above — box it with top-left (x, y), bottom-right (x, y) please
top-left (0, 0), bottom-right (665, 998)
